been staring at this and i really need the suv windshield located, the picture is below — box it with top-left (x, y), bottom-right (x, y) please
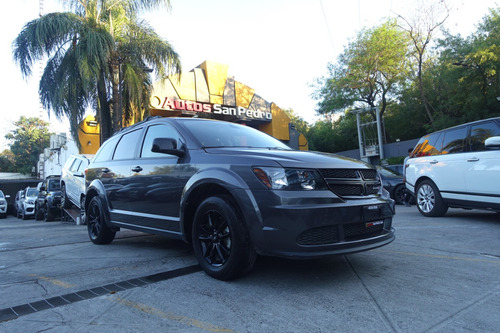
top-left (26, 189), bottom-right (38, 197)
top-left (179, 119), bottom-right (291, 150)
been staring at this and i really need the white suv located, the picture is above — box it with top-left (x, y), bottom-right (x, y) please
top-left (406, 117), bottom-right (500, 217)
top-left (60, 154), bottom-right (93, 210)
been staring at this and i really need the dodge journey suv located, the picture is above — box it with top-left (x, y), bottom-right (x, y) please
top-left (406, 117), bottom-right (500, 217)
top-left (85, 117), bottom-right (395, 280)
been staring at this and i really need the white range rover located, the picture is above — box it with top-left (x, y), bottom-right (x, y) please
top-left (405, 117), bottom-right (500, 217)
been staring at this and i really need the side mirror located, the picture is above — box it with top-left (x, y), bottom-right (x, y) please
top-left (151, 138), bottom-right (185, 157)
top-left (485, 136), bottom-right (500, 149)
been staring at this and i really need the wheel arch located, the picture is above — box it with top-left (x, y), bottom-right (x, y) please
top-left (84, 180), bottom-right (112, 227)
top-left (180, 168), bottom-right (257, 245)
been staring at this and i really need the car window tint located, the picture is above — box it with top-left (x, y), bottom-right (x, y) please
top-left (93, 137), bottom-right (119, 163)
top-left (441, 127), bottom-right (467, 154)
top-left (469, 121), bottom-right (500, 152)
top-left (413, 132), bottom-right (443, 156)
top-left (141, 124), bottom-right (182, 158)
top-left (113, 129), bottom-right (142, 160)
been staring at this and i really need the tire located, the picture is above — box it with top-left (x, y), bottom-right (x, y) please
top-left (192, 196), bottom-right (256, 281)
top-left (61, 184), bottom-right (71, 209)
top-left (35, 203), bottom-right (43, 221)
top-left (44, 205), bottom-right (54, 222)
top-left (86, 196), bottom-right (115, 244)
top-left (393, 184), bottom-right (406, 205)
top-left (416, 180), bottom-right (448, 217)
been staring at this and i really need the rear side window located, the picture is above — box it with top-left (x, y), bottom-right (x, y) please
top-left (440, 127), bottom-right (467, 154)
top-left (113, 129), bottom-right (142, 160)
top-left (69, 159), bottom-right (82, 173)
top-left (468, 121), bottom-right (500, 152)
top-left (412, 132), bottom-right (443, 157)
top-left (93, 137), bottom-right (119, 163)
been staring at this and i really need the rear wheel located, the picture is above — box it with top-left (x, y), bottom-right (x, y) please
top-left (61, 184), bottom-right (71, 209)
top-left (416, 180), bottom-right (448, 217)
top-left (192, 196), bottom-right (256, 280)
top-left (87, 196), bottom-right (115, 244)
top-left (393, 184), bottom-right (406, 204)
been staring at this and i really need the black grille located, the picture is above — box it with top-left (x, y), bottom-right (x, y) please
top-left (297, 225), bottom-right (339, 245)
top-left (318, 168), bottom-right (381, 198)
top-left (297, 222), bottom-right (385, 245)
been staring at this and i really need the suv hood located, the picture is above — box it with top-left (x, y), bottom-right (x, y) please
top-left (204, 148), bottom-right (372, 169)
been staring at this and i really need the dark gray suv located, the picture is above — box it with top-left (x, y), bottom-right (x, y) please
top-left (85, 117), bottom-right (395, 280)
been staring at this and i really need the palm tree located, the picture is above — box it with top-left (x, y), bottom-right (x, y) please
top-left (12, 0), bottom-right (181, 145)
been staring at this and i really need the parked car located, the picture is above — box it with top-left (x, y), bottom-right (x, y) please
top-left (14, 190), bottom-right (24, 218)
top-left (375, 165), bottom-right (413, 205)
top-left (85, 117), bottom-right (395, 280)
top-left (406, 117), bottom-right (500, 217)
top-left (19, 187), bottom-right (39, 220)
top-left (35, 175), bottom-right (62, 221)
top-left (385, 164), bottom-right (404, 175)
top-left (0, 190), bottom-right (8, 218)
top-left (61, 154), bottom-right (93, 212)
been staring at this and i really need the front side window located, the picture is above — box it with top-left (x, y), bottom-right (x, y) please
top-left (141, 124), bottom-right (183, 158)
top-left (469, 121), bottom-right (500, 152)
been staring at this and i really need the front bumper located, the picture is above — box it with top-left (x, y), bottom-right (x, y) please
top-left (236, 189), bottom-right (396, 258)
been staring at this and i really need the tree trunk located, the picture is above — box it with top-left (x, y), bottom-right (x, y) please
top-left (97, 75), bottom-right (112, 144)
top-left (110, 59), bottom-right (121, 134)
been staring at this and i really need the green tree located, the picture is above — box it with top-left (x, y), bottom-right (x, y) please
top-left (12, 0), bottom-right (181, 145)
top-left (315, 20), bottom-right (410, 120)
top-left (0, 150), bottom-right (16, 172)
top-left (4, 117), bottom-right (51, 175)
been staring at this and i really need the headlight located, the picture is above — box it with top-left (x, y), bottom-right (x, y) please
top-left (252, 167), bottom-right (328, 190)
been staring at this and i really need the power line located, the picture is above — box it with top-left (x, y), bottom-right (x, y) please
top-left (319, 0), bottom-right (336, 57)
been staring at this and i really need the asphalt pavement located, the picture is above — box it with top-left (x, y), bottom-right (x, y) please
top-left (0, 205), bottom-right (499, 332)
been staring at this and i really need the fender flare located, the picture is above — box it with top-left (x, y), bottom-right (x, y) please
top-left (85, 179), bottom-right (112, 225)
top-left (180, 167), bottom-right (263, 242)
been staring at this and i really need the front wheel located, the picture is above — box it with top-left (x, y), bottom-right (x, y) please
top-left (416, 180), bottom-right (448, 217)
top-left (86, 196), bottom-right (115, 244)
top-left (192, 196), bottom-right (256, 281)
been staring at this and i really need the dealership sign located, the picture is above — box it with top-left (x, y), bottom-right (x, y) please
top-left (151, 96), bottom-right (272, 121)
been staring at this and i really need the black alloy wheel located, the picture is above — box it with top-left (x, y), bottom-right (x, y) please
top-left (87, 196), bottom-right (115, 244)
top-left (393, 184), bottom-right (406, 205)
top-left (192, 196), bottom-right (256, 281)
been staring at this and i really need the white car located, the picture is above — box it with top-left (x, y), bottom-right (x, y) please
top-left (406, 117), bottom-right (500, 217)
top-left (19, 187), bottom-right (39, 220)
top-left (0, 190), bottom-right (8, 218)
top-left (60, 154), bottom-right (94, 210)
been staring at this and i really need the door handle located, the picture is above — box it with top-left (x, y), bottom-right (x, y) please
top-left (467, 157), bottom-right (479, 162)
top-left (429, 160), bottom-right (439, 164)
top-left (101, 168), bottom-right (110, 173)
top-left (132, 166), bottom-right (143, 172)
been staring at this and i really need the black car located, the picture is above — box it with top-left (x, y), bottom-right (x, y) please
top-left (35, 175), bottom-right (62, 221)
top-left (85, 117), bottom-right (395, 280)
top-left (376, 165), bottom-right (413, 205)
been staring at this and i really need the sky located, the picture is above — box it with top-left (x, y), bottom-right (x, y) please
top-left (1, 0), bottom-right (499, 150)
